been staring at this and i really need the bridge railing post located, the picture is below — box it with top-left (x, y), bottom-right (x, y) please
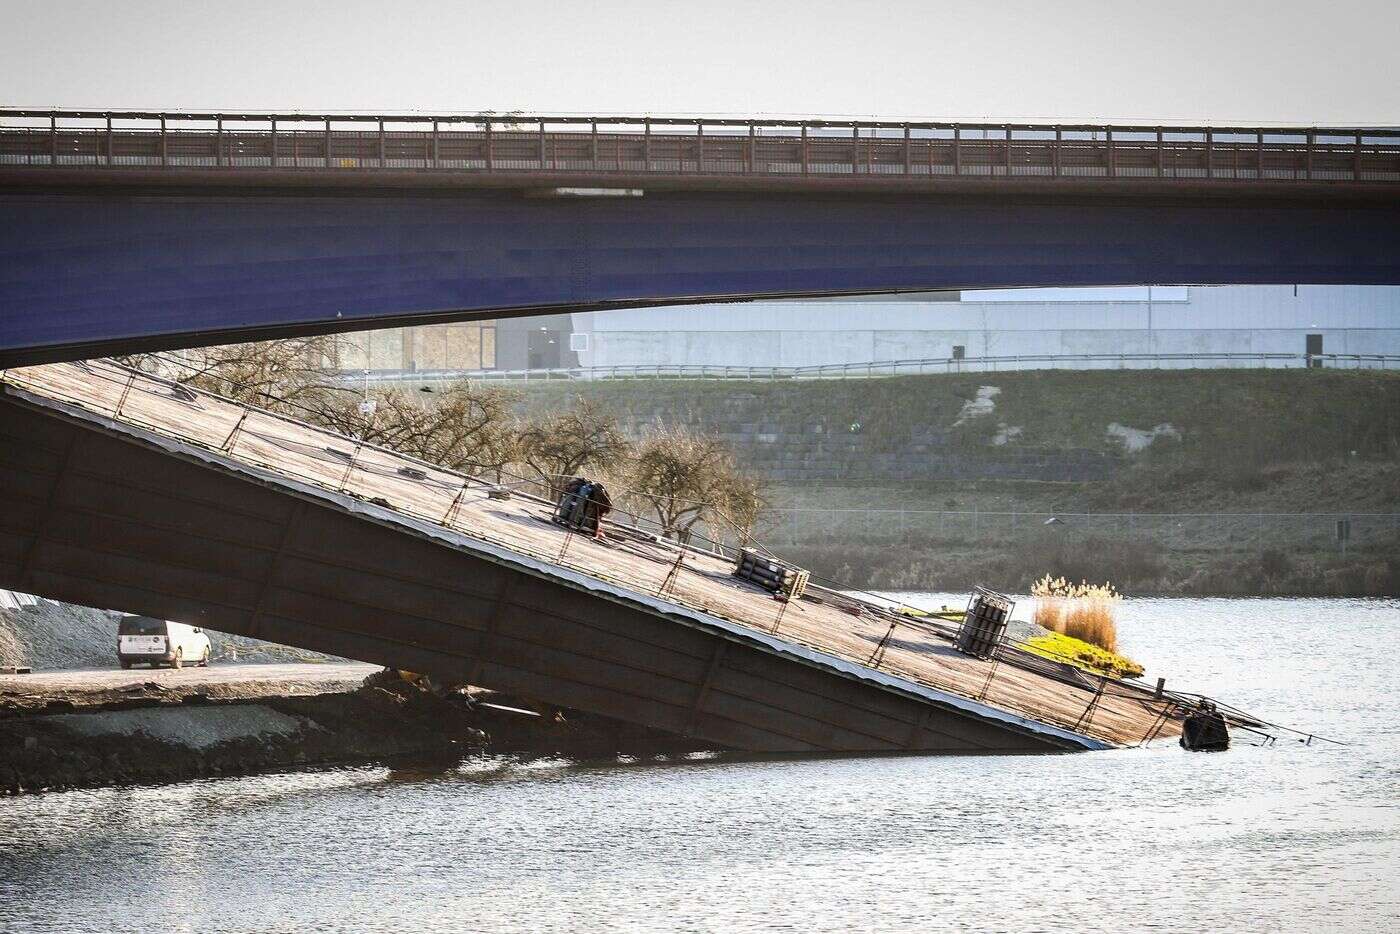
top-left (49, 113), bottom-right (57, 166)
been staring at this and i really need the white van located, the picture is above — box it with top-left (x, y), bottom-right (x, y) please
top-left (117, 615), bottom-right (212, 669)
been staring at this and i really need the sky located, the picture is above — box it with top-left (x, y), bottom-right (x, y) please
top-left (2, 0), bottom-right (1397, 124)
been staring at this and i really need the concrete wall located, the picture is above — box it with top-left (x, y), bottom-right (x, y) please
top-left (572, 286), bottom-right (1400, 369)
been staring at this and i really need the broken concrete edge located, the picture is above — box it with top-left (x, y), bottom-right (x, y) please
top-left (2, 383), bottom-right (1114, 753)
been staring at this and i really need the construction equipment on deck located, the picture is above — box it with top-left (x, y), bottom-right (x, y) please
top-left (955, 587), bottom-right (1013, 660)
top-left (552, 477), bottom-right (612, 536)
top-left (733, 549), bottom-right (810, 599)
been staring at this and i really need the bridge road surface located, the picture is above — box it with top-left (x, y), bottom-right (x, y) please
top-left (0, 360), bottom-right (1181, 753)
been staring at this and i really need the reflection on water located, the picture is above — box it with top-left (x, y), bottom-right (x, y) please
top-left (2, 597), bottom-right (1398, 933)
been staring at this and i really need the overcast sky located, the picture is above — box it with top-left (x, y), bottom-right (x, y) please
top-left (2, 0), bottom-right (1396, 124)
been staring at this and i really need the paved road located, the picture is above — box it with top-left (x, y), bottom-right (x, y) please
top-left (0, 662), bottom-right (379, 709)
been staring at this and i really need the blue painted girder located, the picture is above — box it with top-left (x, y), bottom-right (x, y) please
top-left (2, 188), bottom-right (1398, 364)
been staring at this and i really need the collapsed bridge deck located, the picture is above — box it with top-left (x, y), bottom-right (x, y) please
top-left (0, 360), bottom-right (1182, 753)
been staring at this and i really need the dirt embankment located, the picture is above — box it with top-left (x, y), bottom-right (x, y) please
top-left (0, 661), bottom-right (378, 711)
top-left (0, 597), bottom-right (343, 671)
top-left (0, 668), bottom-right (710, 795)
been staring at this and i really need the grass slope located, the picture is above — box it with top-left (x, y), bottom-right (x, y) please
top-left (515, 370), bottom-right (1400, 596)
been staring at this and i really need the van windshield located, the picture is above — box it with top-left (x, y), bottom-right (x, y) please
top-left (118, 617), bottom-right (166, 636)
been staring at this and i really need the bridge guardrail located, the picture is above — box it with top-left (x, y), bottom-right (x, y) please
top-left (2, 110), bottom-right (1398, 184)
top-left (343, 351), bottom-right (1400, 385)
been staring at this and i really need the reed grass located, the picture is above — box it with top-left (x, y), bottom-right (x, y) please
top-left (1031, 575), bottom-right (1121, 652)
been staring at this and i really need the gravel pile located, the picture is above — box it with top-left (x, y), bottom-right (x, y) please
top-left (1, 595), bottom-right (340, 671)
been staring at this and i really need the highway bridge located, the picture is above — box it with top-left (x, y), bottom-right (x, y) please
top-left (2, 110), bottom-right (1399, 366)
top-left (0, 360), bottom-right (1191, 754)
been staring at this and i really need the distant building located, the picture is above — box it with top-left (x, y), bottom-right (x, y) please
top-left (333, 286), bottom-right (1399, 375)
top-left (569, 286), bottom-right (1400, 371)
top-left (334, 313), bottom-right (579, 373)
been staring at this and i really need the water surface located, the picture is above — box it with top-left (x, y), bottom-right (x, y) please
top-left (2, 596), bottom-right (1397, 933)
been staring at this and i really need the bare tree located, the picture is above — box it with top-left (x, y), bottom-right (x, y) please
top-left (119, 335), bottom-right (350, 414)
top-left (121, 337), bottom-right (521, 479)
top-left (624, 426), bottom-right (766, 545)
top-left (516, 396), bottom-right (630, 495)
top-left (306, 382), bottom-right (521, 479)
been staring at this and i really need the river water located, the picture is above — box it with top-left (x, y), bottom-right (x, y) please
top-left (2, 596), bottom-right (1397, 933)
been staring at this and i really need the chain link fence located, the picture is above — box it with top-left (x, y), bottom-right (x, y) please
top-left (760, 508), bottom-right (1400, 552)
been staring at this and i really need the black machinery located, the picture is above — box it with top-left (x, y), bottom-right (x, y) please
top-left (552, 477), bottom-right (613, 536)
top-left (954, 586), bottom-right (1014, 659)
top-left (1179, 699), bottom-right (1231, 751)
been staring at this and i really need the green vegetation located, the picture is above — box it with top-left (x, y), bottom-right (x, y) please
top-left (1022, 631), bottom-right (1144, 679)
top-left (516, 368), bottom-right (1400, 466)
top-left (511, 369), bottom-right (1400, 596)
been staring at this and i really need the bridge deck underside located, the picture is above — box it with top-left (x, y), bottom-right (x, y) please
top-left (0, 362), bottom-right (1176, 752)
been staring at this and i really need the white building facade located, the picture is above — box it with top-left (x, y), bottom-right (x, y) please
top-left (569, 286), bottom-right (1400, 371)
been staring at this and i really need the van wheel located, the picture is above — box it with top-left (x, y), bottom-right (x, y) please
top-left (199, 649), bottom-right (210, 668)
top-left (171, 649), bottom-right (183, 670)
top-left (120, 660), bottom-right (132, 670)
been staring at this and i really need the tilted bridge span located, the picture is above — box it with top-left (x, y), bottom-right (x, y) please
top-left (0, 360), bottom-right (1186, 753)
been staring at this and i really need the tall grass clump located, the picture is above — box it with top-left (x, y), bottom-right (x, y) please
top-left (1030, 575), bottom-right (1066, 632)
top-left (1031, 575), bottom-right (1121, 653)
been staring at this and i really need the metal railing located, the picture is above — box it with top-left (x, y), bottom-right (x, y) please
top-left (345, 351), bottom-right (1400, 385)
top-left (3, 109), bottom-right (1398, 184)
